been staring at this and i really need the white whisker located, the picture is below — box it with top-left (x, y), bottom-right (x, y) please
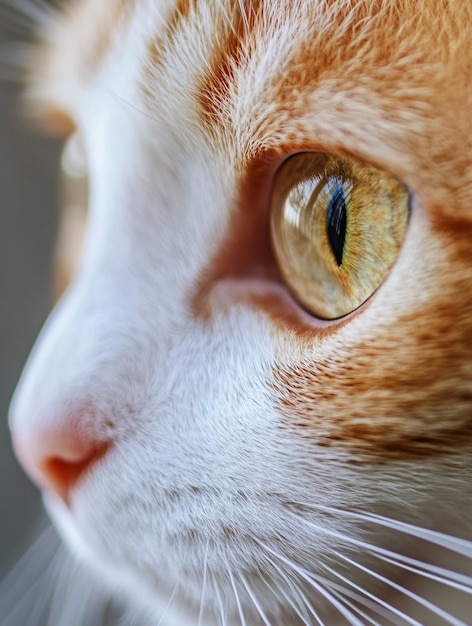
top-left (373, 550), bottom-right (472, 594)
top-left (286, 507), bottom-right (472, 595)
top-left (197, 540), bottom-right (210, 626)
top-left (0, 8), bottom-right (36, 32)
top-left (294, 583), bottom-right (330, 626)
top-left (321, 565), bottom-right (422, 626)
top-left (322, 582), bottom-right (387, 626)
top-left (293, 503), bottom-right (472, 558)
top-left (213, 576), bottom-right (228, 626)
top-left (125, 603), bottom-right (148, 626)
top-left (262, 561), bottom-right (318, 626)
top-left (156, 583), bottom-right (179, 626)
top-left (256, 539), bottom-right (365, 626)
top-left (228, 567), bottom-right (246, 626)
top-left (1, 0), bottom-right (55, 28)
top-left (46, 555), bottom-right (107, 626)
top-left (0, 571), bottom-right (51, 625)
top-left (260, 550), bottom-right (325, 626)
top-left (0, 524), bottom-right (63, 625)
top-left (239, 573), bottom-right (273, 626)
top-left (46, 560), bottom-right (75, 626)
top-left (0, 42), bottom-right (34, 83)
top-left (0, 525), bottom-right (57, 604)
top-left (360, 512), bottom-right (472, 559)
top-left (335, 550), bottom-right (469, 626)
top-left (98, 86), bottom-right (180, 136)
top-left (298, 575), bottom-right (364, 626)
top-left (260, 568), bottom-right (314, 626)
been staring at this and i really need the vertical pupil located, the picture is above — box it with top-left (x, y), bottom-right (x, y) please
top-left (326, 182), bottom-right (347, 266)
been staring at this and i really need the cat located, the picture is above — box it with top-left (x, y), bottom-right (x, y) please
top-left (3, 0), bottom-right (472, 624)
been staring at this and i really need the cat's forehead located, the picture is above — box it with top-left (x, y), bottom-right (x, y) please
top-left (39, 0), bottom-right (471, 205)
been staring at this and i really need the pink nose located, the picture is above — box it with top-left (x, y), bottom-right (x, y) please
top-left (12, 419), bottom-right (109, 505)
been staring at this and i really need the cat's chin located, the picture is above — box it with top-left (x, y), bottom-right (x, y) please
top-left (42, 490), bottom-right (328, 626)
top-left (43, 499), bottom-right (223, 626)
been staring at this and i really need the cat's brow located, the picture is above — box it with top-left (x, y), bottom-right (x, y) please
top-left (141, 0), bottom-right (471, 205)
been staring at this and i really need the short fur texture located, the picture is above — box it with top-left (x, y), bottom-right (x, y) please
top-left (7, 1), bottom-right (472, 624)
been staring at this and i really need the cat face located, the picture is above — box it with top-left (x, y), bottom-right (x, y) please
top-left (9, 1), bottom-right (472, 623)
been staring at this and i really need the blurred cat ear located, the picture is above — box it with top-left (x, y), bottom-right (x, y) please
top-left (55, 133), bottom-right (89, 299)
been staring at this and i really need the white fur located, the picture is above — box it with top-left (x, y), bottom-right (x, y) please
top-left (8, 1), bottom-right (472, 624)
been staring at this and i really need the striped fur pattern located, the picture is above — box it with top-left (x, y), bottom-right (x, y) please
top-left (7, 1), bottom-right (472, 624)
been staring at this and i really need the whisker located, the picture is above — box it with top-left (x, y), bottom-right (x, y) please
top-left (45, 553), bottom-right (73, 626)
top-left (297, 575), bottom-right (364, 626)
top-left (46, 555), bottom-right (106, 626)
top-left (358, 512), bottom-right (472, 559)
top-left (1, 0), bottom-right (56, 28)
top-left (260, 550), bottom-right (325, 626)
top-left (335, 550), bottom-right (469, 626)
top-left (293, 503), bottom-right (472, 558)
top-left (256, 539), bottom-right (365, 626)
top-left (0, 569), bottom-right (51, 625)
top-left (286, 508), bottom-right (472, 594)
top-left (0, 523), bottom-right (63, 625)
top-left (260, 568), bottom-right (314, 626)
top-left (321, 583), bottom-right (388, 626)
top-left (228, 567), bottom-right (246, 626)
top-left (124, 603), bottom-right (148, 626)
top-left (0, 525), bottom-right (56, 603)
top-left (213, 576), bottom-right (228, 626)
top-left (373, 551), bottom-right (472, 595)
top-left (0, 11), bottom-right (33, 33)
top-left (97, 86), bottom-right (179, 136)
top-left (322, 564), bottom-right (423, 626)
top-left (197, 540), bottom-right (210, 626)
top-left (156, 583), bottom-right (179, 626)
top-left (262, 560), bottom-right (318, 626)
top-left (239, 573), bottom-right (273, 626)
top-left (293, 583), bottom-right (329, 626)
top-left (0, 42), bottom-right (34, 80)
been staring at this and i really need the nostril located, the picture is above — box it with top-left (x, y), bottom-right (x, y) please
top-left (11, 416), bottom-right (111, 506)
top-left (42, 444), bottom-right (110, 505)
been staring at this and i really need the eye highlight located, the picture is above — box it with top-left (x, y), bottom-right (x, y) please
top-left (270, 153), bottom-right (409, 320)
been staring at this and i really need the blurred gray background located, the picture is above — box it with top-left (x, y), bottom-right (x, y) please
top-left (0, 2), bottom-right (62, 577)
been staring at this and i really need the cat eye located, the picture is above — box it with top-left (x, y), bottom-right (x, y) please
top-left (270, 153), bottom-right (409, 319)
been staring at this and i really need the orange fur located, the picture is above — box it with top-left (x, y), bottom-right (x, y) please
top-left (35, 0), bottom-right (472, 457)
top-left (188, 0), bottom-right (472, 456)
top-left (12, 1), bottom-right (472, 623)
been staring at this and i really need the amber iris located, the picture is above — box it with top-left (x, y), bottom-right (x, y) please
top-left (270, 153), bottom-right (409, 319)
